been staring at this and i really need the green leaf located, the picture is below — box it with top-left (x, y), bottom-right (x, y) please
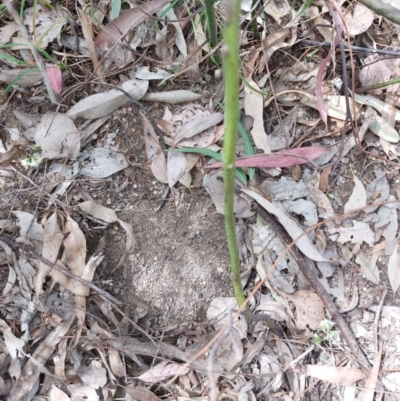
top-left (237, 121), bottom-right (255, 179)
top-left (171, 147), bottom-right (247, 184)
top-left (110, 0), bottom-right (121, 20)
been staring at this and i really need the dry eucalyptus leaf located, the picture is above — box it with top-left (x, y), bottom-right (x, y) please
top-left (306, 365), bottom-right (365, 386)
top-left (77, 361), bottom-right (107, 389)
top-left (34, 213), bottom-right (63, 296)
top-left (355, 251), bottom-right (380, 285)
top-left (23, 4), bottom-right (67, 48)
top-left (0, 23), bottom-right (19, 45)
top-left (387, 241), bottom-right (400, 295)
top-left (135, 66), bottom-right (171, 80)
top-left (78, 147), bottom-right (129, 179)
top-left (206, 297), bottom-right (248, 339)
top-left (359, 56), bottom-right (400, 95)
top-left (174, 113), bottom-right (223, 145)
top-left (49, 385), bottom-right (70, 401)
top-left (138, 362), bottom-right (190, 383)
top-left (109, 349), bottom-right (125, 378)
top-left (143, 90), bottom-right (202, 104)
top-left (204, 170), bottom-right (254, 219)
top-left (351, 91), bottom-right (400, 120)
top-left (0, 68), bottom-right (42, 86)
top-left (126, 385), bottom-right (162, 401)
top-left (344, 174), bottom-right (366, 213)
top-left (329, 221), bottom-right (375, 247)
top-left (343, 3), bottom-right (374, 35)
top-left (141, 112), bottom-right (168, 183)
top-left (244, 78), bottom-right (271, 153)
top-left (33, 112), bottom-right (80, 160)
top-left (284, 290), bottom-right (325, 331)
top-left (95, 0), bottom-right (169, 50)
top-left (243, 189), bottom-right (327, 262)
top-left (67, 79), bottom-right (148, 120)
top-left (167, 151), bottom-right (188, 188)
top-left (368, 116), bottom-right (400, 143)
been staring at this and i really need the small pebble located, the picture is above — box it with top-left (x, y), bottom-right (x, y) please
top-left (152, 181), bottom-right (156, 185)
top-left (133, 184), bottom-right (138, 188)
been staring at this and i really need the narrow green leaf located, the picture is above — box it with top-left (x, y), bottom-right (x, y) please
top-left (0, 53), bottom-right (31, 66)
top-left (5, 67), bottom-right (39, 93)
top-left (110, 0), bottom-right (121, 20)
top-left (237, 121), bottom-right (256, 179)
top-left (171, 147), bottom-right (247, 184)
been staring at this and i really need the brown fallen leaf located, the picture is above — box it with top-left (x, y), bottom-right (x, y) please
top-left (126, 384), bottom-right (162, 401)
top-left (96, 0), bottom-right (169, 50)
top-left (306, 365), bottom-right (366, 386)
top-left (141, 111), bottom-right (168, 184)
top-left (318, 165), bottom-right (332, 192)
top-left (0, 138), bottom-right (28, 167)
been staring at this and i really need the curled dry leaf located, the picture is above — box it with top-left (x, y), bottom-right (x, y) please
top-left (67, 79), bottom-right (149, 120)
top-left (34, 212), bottom-right (63, 296)
top-left (141, 111), bottom-right (168, 183)
top-left (96, 0), bottom-right (169, 50)
top-left (138, 362), bottom-right (190, 383)
top-left (143, 90), bottom-right (202, 104)
top-left (204, 146), bottom-right (326, 169)
top-left (306, 365), bottom-right (366, 386)
top-left (78, 201), bottom-right (135, 272)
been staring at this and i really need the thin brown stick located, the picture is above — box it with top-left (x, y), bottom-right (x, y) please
top-left (254, 204), bottom-right (371, 373)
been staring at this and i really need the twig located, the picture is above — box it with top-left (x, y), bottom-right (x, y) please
top-left (254, 203), bottom-right (372, 374)
top-left (10, 166), bottom-right (70, 209)
top-left (0, 236), bottom-right (123, 306)
top-left (374, 289), bottom-right (387, 353)
top-left (300, 39), bottom-right (400, 57)
top-left (4, 0), bottom-right (57, 104)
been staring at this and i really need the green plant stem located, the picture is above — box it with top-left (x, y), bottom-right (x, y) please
top-left (357, 0), bottom-right (400, 26)
top-left (251, 0), bottom-right (260, 40)
top-left (204, 0), bottom-right (221, 63)
top-left (356, 76), bottom-right (400, 93)
top-left (223, 0), bottom-right (252, 322)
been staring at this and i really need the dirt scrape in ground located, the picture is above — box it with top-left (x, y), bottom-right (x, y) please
top-left (104, 190), bottom-right (232, 325)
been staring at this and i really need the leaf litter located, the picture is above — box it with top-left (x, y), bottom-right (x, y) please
top-left (2, 0), bottom-right (400, 400)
